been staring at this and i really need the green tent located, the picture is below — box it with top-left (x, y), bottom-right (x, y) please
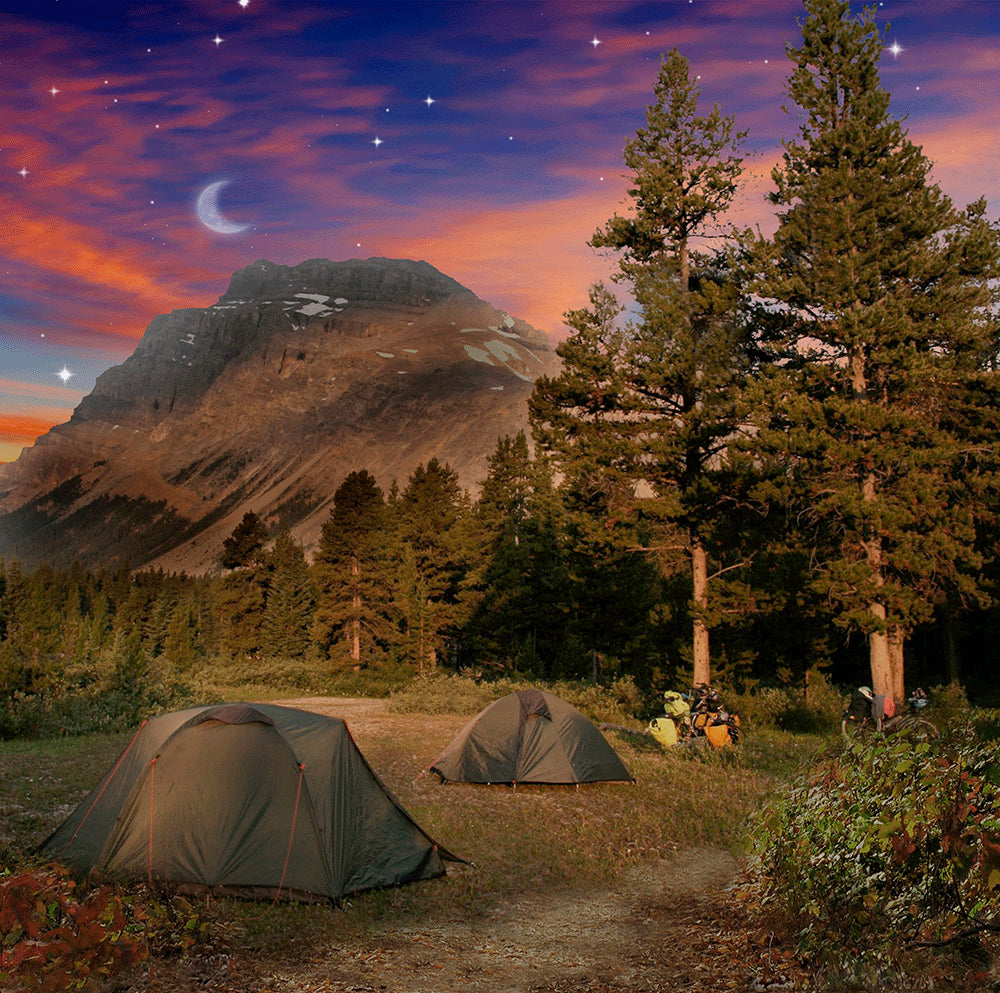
top-left (429, 689), bottom-right (633, 785)
top-left (40, 703), bottom-right (456, 901)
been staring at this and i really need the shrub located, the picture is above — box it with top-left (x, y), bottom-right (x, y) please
top-left (0, 863), bottom-right (146, 992)
top-left (927, 681), bottom-right (969, 727)
top-left (0, 860), bottom-right (214, 992)
top-left (0, 680), bottom-right (193, 742)
top-left (752, 719), bottom-right (1000, 975)
top-left (190, 654), bottom-right (415, 700)
top-left (723, 669), bottom-right (845, 732)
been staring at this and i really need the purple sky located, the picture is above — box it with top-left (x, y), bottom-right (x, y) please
top-left (3, 0), bottom-right (998, 463)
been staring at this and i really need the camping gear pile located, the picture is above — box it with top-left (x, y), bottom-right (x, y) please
top-left (843, 685), bottom-right (930, 732)
top-left (648, 683), bottom-right (741, 748)
top-left (843, 685), bottom-right (896, 730)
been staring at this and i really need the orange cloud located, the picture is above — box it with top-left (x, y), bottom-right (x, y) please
top-left (388, 190), bottom-right (627, 338)
top-left (0, 412), bottom-right (60, 445)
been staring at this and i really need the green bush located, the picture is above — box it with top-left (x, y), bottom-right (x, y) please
top-left (724, 670), bottom-right (845, 732)
top-left (190, 654), bottom-right (416, 700)
top-left (0, 682), bottom-right (193, 742)
top-left (927, 681), bottom-right (969, 727)
top-left (752, 719), bottom-right (1000, 976)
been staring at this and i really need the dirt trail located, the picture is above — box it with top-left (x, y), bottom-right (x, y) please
top-left (254, 846), bottom-right (742, 993)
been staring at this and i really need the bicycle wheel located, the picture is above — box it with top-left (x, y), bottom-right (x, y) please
top-left (890, 716), bottom-right (939, 740)
top-left (842, 716), bottom-right (875, 741)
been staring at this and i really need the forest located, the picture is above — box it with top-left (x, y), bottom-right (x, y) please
top-left (2, 0), bottom-right (1000, 736)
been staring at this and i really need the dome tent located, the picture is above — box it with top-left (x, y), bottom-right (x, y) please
top-left (429, 689), bottom-right (633, 785)
top-left (40, 703), bottom-right (457, 901)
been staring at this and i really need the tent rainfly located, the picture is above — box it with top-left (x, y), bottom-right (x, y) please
top-left (429, 689), bottom-right (634, 785)
top-left (40, 703), bottom-right (457, 901)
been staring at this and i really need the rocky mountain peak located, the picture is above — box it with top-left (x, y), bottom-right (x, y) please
top-left (0, 258), bottom-right (560, 573)
top-left (222, 257), bottom-right (468, 308)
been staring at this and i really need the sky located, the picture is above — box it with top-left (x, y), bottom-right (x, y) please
top-left (2, 0), bottom-right (998, 464)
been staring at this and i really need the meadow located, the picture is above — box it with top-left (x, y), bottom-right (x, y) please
top-left (2, 678), bottom-right (992, 992)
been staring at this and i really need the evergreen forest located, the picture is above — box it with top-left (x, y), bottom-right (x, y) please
top-left (2, 0), bottom-right (999, 735)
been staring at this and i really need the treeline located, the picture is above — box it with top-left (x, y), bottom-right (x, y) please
top-left (3, 429), bottom-right (999, 734)
top-left (0, 440), bottom-right (662, 709)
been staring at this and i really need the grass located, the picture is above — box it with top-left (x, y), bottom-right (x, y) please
top-left (0, 697), bottom-right (828, 965)
top-left (0, 731), bottom-right (129, 851)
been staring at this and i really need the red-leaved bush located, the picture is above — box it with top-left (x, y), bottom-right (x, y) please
top-left (0, 864), bottom-right (147, 992)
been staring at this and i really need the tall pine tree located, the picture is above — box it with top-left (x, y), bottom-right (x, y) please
top-left (464, 432), bottom-right (567, 673)
top-left (262, 531), bottom-right (315, 660)
top-left (312, 471), bottom-right (395, 668)
top-left (748, 0), bottom-right (1000, 701)
top-left (217, 511), bottom-right (269, 655)
top-left (530, 49), bottom-right (752, 686)
top-left (396, 459), bottom-right (469, 672)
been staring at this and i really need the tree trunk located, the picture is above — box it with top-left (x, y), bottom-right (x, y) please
top-left (888, 625), bottom-right (905, 705)
top-left (691, 538), bottom-right (710, 686)
top-left (350, 554), bottom-right (360, 662)
top-left (859, 460), bottom-right (895, 700)
top-left (869, 610), bottom-right (892, 699)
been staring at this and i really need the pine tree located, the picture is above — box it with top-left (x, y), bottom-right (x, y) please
top-left (530, 49), bottom-right (752, 687)
top-left (217, 512), bottom-right (269, 655)
top-left (219, 511), bottom-right (268, 570)
top-left (312, 471), bottom-right (396, 668)
top-left (464, 433), bottom-right (568, 672)
top-left (396, 459), bottom-right (469, 672)
top-left (749, 0), bottom-right (1000, 701)
top-left (162, 588), bottom-right (201, 672)
top-left (262, 531), bottom-right (315, 660)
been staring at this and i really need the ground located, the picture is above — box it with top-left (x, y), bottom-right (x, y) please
top-left (120, 697), bottom-right (802, 993)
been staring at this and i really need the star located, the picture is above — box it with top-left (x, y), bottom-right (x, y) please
top-left (886, 39), bottom-right (904, 58)
top-left (372, 136), bottom-right (383, 147)
top-left (213, 35), bottom-right (224, 46)
top-left (18, 167), bottom-right (28, 178)
top-left (591, 36), bottom-right (601, 48)
top-left (49, 85), bottom-right (60, 96)
top-left (56, 367), bottom-right (75, 384)
top-left (424, 95), bottom-right (435, 107)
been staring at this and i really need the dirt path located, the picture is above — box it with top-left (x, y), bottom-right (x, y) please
top-left (131, 697), bottom-right (796, 993)
top-left (251, 846), bottom-right (743, 993)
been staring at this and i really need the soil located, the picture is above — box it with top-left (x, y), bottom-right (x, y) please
top-left (125, 698), bottom-right (803, 993)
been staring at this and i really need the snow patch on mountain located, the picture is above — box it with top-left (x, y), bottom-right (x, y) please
top-left (297, 301), bottom-right (335, 317)
top-left (464, 344), bottom-right (495, 366)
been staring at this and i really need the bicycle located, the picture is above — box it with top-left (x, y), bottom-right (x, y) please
top-left (841, 689), bottom-right (938, 741)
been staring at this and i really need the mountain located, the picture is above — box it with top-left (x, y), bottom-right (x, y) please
top-left (0, 257), bottom-right (560, 573)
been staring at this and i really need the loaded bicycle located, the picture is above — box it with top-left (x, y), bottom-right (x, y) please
top-left (648, 683), bottom-right (741, 748)
top-left (841, 686), bottom-right (938, 741)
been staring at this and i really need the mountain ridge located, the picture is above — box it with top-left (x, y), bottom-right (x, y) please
top-left (0, 257), bottom-right (560, 573)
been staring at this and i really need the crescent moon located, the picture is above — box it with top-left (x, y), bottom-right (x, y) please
top-left (195, 181), bottom-right (250, 235)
